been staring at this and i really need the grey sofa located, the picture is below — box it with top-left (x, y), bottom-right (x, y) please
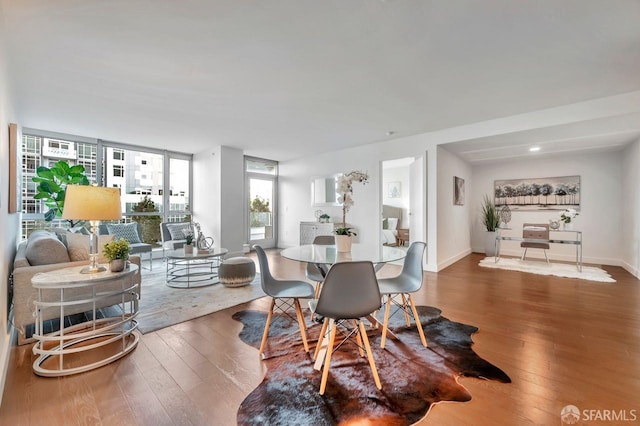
top-left (12, 229), bottom-right (141, 345)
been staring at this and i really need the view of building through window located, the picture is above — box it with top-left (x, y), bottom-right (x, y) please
top-left (20, 132), bottom-right (192, 243)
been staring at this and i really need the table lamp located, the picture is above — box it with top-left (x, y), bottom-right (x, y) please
top-left (62, 185), bottom-right (122, 273)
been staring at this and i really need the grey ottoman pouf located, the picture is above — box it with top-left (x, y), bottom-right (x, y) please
top-left (219, 256), bottom-right (256, 287)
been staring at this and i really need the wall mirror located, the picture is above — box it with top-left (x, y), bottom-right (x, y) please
top-left (311, 175), bottom-right (340, 206)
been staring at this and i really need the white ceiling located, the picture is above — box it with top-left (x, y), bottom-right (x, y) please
top-left (2, 0), bottom-right (640, 161)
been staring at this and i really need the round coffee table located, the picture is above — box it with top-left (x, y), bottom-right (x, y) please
top-left (165, 247), bottom-right (228, 288)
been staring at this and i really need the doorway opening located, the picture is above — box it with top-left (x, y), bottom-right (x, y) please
top-left (381, 157), bottom-right (423, 249)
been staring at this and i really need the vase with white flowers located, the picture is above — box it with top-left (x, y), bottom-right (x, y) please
top-left (335, 170), bottom-right (369, 252)
top-left (560, 208), bottom-right (579, 230)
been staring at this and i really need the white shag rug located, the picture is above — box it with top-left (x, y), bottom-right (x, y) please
top-left (479, 257), bottom-right (616, 283)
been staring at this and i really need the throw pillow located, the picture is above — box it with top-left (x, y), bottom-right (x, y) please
top-left (107, 223), bottom-right (142, 244)
top-left (387, 218), bottom-right (399, 231)
top-left (382, 218), bottom-right (389, 230)
top-left (25, 231), bottom-right (71, 265)
top-left (67, 233), bottom-right (114, 263)
top-left (166, 223), bottom-right (192, 240)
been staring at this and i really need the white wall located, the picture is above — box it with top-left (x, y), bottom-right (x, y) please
top-left (436, 147), bottom-right (473, 269)
top-left (193, 145), bottom-right (245, 253)
top-left (621, 139), bottom-right (640, 278)
top-left (0, 22), bottom-right (20, 404)
top-left (278, 137), bottom-right (439, 269)
top-left (470, 150), bottom-right (624, 265)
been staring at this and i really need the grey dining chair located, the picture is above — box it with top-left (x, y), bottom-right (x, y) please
top-left (378, 241), bottom-right (427, 349)
top-left (309, 261), bottom-right (382, 395)
top-left (254, 245), bottom-right (315, 356)
top-left (305, 235), bottom-right (335, 299)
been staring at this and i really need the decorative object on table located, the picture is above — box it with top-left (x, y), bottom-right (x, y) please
top-left (336, 170), bottom-right (369, 251)
top-left (62, 185), bottom-right (122, 273)
top-left (388, 181), bottom-right (401, 199)
top-left (193, 222), bottom-right (214, 250)
top-left (102, 238), bottom-right (132, 272)
top-left (184, 231), bottom-right (194, 254)
top-left (560, 208), bottom-right (579, 230)
top-left (453, 176), bottom-right (464, 205)
top-left (334, 227), bottom-right (356, 252)
top-left (499, 204), bottom-right (511, 227)
top-left (481, 194), bottom-right (500, 257)
top-left (219, 256), bottom-right (256, 288)
top-left (318, 213), bottom-right (331, 223)
top-left (494, 175), bottom-right (581, 211)
top-left (34, 160), bottom-right (91, 226)
top-left (549, 219), bottom-right (561, 230)
top-left (233, 306), bottom-right (510, 425)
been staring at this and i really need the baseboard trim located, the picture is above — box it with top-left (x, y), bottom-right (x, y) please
top-left (0, 319), bottom-right (16, 407)
top-left (438, 248), bottom-right (472, 271)
top-left (621, 261), bottom-right (640, 280)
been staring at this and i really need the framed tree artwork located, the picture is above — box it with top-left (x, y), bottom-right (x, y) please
top-left (494, 175), bottom-right (580, 211)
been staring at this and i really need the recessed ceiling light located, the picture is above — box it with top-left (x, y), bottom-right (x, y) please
top-left (529, 146), bottom-right (541, 152)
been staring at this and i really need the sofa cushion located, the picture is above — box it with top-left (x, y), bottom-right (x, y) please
top-left (67, 233), bottom-right (114, 262)
top-left (106, 223), bottom-right (142, 244)
top-left (24, 231), bottom-right (71, 266)
top-left (166, 223), bottom-right (192, 240)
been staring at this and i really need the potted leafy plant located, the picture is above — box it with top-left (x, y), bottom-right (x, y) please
top-left (319, 213), bottom-right (331, 223)
top-left (102, 238), bottom-right (132, 272)
top-left (184, 232), bottom-right (194, 254)
top-left (481, 195), bottom-right (500, 256)
top-left (32, 160), bottom-right (90, 226)
top-left (335, 227), bottom-right (357, 252)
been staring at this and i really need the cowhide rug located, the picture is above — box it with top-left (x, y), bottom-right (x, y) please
top-left (233, 306), bottom-right (510, 425)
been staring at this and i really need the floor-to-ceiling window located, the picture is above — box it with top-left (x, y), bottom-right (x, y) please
top-left (245, 157), bottom-right (277, 248)
top-left (20, 129), bottom-right (192, 244)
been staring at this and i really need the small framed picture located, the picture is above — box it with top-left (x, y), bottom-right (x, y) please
top-left (454, 176), bottom-right (464, 205)
top-left (388, 182), bottom-right (401, 198)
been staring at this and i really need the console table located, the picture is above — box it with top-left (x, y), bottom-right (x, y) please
top-left (31, 264), bottom-right (140, 377)
top-left (494, 228), bottom-right (583, 271)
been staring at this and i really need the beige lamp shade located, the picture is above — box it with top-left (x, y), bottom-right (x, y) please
top-left (62, 185), bottom-right (122, 220)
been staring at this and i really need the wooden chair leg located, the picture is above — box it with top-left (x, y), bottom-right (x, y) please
top-left (319, 319), bottom-right (337, 395)
top-left (313, 317), bottom-right (329, 360)
top-left (400, 294), bottom-right (411, 326)
top-left (408, 294), bottom-right (427, 347)
top-left (381, 295), bottom-right (392, 349)
top-left (359, 320), bottom-right (382, 390)
top-left (259, 298), bottom-right (276, 355)
top-left (353, 320), bottom-right (364, 357)
top-left (293, 299), bottom-right (310, 352)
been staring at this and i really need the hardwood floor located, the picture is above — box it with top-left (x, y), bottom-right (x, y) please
top-left (1, 251), bottom-right (638, 425)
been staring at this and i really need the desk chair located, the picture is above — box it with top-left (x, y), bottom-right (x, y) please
top-left (521, 223), bottom-right (550, 264)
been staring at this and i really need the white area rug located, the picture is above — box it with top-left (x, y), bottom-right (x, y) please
top-left (479, 257), bottom-right (616, 283)
top-left (137, 269), bottom-right (266, 333)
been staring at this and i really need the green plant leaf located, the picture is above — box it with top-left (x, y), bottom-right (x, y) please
top-left (35, 167), bottom-right (53, 178)
top-left (38, 181), bottom-right (53, 193)
top-left (44, 210), bottom-right (56, 221)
